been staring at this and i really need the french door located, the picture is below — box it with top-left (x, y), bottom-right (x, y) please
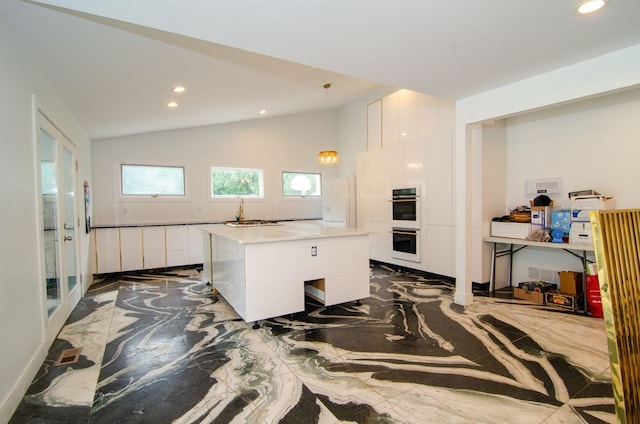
top-left (37, 112), bottom-right (81, 344)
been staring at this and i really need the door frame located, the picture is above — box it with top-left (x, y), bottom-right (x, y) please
top-left (33, 104), bottom-right (82, 346)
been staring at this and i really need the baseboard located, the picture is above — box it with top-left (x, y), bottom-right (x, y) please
top-left (0, 343), bottom-right (47, 423)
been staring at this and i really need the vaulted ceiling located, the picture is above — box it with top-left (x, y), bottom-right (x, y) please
top-left (1, 0), bottom-right (639, 139)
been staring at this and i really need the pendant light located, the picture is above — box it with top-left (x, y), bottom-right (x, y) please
top-left (318, 83), bottom-right (339, 164)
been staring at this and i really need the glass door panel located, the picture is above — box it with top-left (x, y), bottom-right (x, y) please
top-left (40, 128), bottom-right (61, 317)
top-left (63, 146), bottom-right (78, 293)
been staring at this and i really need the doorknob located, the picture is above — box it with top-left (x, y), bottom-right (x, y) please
top-left (64, 235), bottom-right (73, 242)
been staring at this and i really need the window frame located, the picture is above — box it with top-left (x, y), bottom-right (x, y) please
top-left (281, 171), bottom-right (322, 198)
top-left (209, 166), bottom-right (265, 199)
top-left (119, 163), bottom-right (187, 199)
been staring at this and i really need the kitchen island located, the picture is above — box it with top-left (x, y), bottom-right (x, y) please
top-left (201, 222), bottom-right (370, 323)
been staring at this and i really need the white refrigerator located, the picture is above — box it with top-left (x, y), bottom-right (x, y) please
top-left (322, 177), bottom-right (356, 228)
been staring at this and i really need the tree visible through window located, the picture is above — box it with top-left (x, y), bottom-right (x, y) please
top-left (121, 164), bottom-right (185, 196)
top-left (282, 172), bottom-right (321, 196)
top-left (211, 167), bottom-right (264, 198)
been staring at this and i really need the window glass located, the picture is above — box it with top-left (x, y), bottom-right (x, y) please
top-left (211, 167), bottom-right (264, 198)
top-left (121, 164), bottom-right (185, 196)
top-left (282, 172), bottom-right (321, 197)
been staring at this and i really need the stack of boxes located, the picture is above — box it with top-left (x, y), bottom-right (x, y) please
top-left (545, 271), bottom-right (584, 312)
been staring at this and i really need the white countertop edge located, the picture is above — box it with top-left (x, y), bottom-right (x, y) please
top-left (199, 222), bottom-right (368, 244)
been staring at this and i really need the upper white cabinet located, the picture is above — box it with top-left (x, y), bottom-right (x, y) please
top-left (398, 89), bottom-right (418, 142)
top-left (382, 91), bottom-right (399, 147)
top-left (142, 226), bottom-right (166, 269)
top-left (370, 89), bottom-right (455, 149)
top-left (367, 99), bottom-right (382, 150)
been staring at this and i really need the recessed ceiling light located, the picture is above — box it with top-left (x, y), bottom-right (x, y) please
top-left (576, 0), bottom-right (606, 15)
top-left (173, 86), bottom-right (185, 93)
top-left (259, 109), bottom-right (267, 115)
top-left (167, 101), bottom-right (178, 108)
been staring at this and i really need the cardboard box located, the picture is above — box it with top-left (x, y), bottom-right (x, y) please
top-left (514, 288), bottom-right (545, 304)
top-left (558, 271), bottom-right (584, 295)
top-left (491, 222), bottom-right (532, 239)
top-left (531, 206), bottom-right (552, 227)
top-left (571, 195), bottom-right (614, 222)
top-left (545, 292), bottom-right (580, 312)
top-left (569, 222), bottom-right (592, 245)
top-left (551, 210), bottom-right (571, 234)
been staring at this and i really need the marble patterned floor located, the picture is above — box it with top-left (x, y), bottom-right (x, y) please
top-left (10, 264), bottom-right (615, 424)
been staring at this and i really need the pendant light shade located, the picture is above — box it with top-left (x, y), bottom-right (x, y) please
top-left (318, 150), bottom-right (339, 164)
top-left (318, 83), bottom-right (339, 164)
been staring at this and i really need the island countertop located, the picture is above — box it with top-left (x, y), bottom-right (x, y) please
top-left (199, 222), bottom-right (368, 244)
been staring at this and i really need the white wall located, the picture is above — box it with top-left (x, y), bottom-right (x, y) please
top-left (504, 87), bottom-right (640, 284)
top-left (92, 111), bottom-right (344, 226)
top-left (0, 16), bottom-right (92, 422)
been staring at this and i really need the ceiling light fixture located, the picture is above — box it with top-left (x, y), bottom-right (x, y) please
top-left (576, 0), bottom-right (606, 14)
top-left (259, 109), bottom-right (267, 115)
top-left (318, 83), bottom-right (339, 164)
top-left (167, 101), bottom-right (178, 108)
top-left (173, 85), bottom-right (185, 93)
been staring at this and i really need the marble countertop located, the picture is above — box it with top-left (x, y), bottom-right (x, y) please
top-left (199, 222), bottom-right (368, 244)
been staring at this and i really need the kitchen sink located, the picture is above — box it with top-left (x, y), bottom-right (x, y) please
top-left (225, 220), bottom-right (282, 227)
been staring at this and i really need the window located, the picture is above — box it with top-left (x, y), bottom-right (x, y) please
top-left (210, 167), bottom-right (264, 198)
top-left (282, 172), bottom-right (321, 197)
top-left (121, 164), bottom-right (185, 196)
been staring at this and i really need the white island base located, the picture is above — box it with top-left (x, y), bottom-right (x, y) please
top-left (201, 222), bottom-right (370, 324)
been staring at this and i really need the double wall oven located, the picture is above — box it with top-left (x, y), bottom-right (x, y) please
top-left (390, 186), bottom-right (422, 263)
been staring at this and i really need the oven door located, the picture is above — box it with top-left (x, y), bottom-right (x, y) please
top-left (391, 227), bottom-right (421, 263)
top-left (390, 197), bottom-right (420, 229)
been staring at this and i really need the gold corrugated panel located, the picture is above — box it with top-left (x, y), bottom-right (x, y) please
top-left (591, 209), bottom-right (640, 424)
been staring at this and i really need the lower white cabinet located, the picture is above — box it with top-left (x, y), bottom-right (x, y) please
top-left (188, 225), bottom-right (204, 264)
top-left (120, 227), bottom-right (143, 271)
top-left (95, 228), bottom-right (120, 274)
top-left (95, 224), bottom-right (207, 274)
top-left (142, 226), bottom-right (166, 269)
top-left (166, 226), bottom-right (189, 267)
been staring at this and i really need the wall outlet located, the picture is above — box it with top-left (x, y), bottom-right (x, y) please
top-left (311, 246), bottom-right (317, 257)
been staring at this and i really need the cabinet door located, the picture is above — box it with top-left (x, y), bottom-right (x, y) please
top-left (382, 92), bottom-right (399, 147)
top-left (188, 225), bottom-right (204, 264)
top-left (367, 99), bottom-right (382, 150)
top-left (398, 89), bottom-right (418, 142)
top-left (95, 228), bottom-right (120, 274)
top-left (120, 227), bottom-right (143, 271)
top-left (142, 226), bottom-right (166, 269)
top-left (166, 226), bottom-right (189, 267)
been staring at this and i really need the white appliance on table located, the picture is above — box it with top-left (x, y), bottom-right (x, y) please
top-left (322, 177), bottom-right (356, 228)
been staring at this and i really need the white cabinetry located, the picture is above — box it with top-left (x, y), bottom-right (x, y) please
top-left (398, 89), bottom-right (418, 141)
top-left (95, 224), bottom-right (207, 274)
top-left (188, 225), bottom-right (204, 264)
top-left (95, 228), bottom-right (120, 274)
top-left (119, 227), bottom-right (143, 271)
top-left (367, 99), bottom-right (382, 150)
top-left (142, 226), bottom-right (166, 269)
top-left (360, 88), bottom-right (455, 278)
top-left (382, 91), bottom-right (399, 147)
top-left (166, 225), bottom-right (189, 267)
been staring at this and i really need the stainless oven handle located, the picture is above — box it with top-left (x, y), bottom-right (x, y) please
top-left (390, 230), bottom-right (419, 235)
top-left (389, 198), bottom-right (418, 203)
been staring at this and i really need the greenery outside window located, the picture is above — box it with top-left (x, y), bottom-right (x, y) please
top-left (211, 166), bottom-right (264, 198)
top-left (282, 172), bottom-right (321, 197)
top-left (121, 164), bottom-right (185, 196)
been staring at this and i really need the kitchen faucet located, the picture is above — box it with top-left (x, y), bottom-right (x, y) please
top-left (236, 198), bottom-right (244, 221)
